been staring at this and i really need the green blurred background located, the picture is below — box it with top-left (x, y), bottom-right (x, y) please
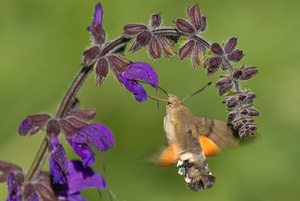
top-left (1, 0), bottom-right (299, 200)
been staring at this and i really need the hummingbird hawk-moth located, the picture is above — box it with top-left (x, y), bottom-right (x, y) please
top-left (149, 84), bottom-right (240, 191)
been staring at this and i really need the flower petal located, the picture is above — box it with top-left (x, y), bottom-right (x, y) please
top-left (6, 173), bottom-right (21, 201)
top-left (120, 77), bottom-right (147, 102)
top-left (71, 142), bottom-right (95, 167)
top-left (18, 117), bottom-right (39, 136)
top-left (121, 62), bottom-right (158, 88)
top-left (49, 136), bottom-right (68, 184)
top-left (67, 160), bottom-right (107, 194)
top-left (91, 3), bottom-right (103, 28)
top-left (25, 193), bottom-right (38, 201)
top-left (72, 123), bottom-right (114, 152)
top-left (90, 123), bottom-right (114, 151)
top-left (18, 114), bottom-right (51, 136)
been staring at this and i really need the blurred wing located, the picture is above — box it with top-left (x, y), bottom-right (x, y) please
top-left (194, 116), bottom-right (240, 149)
top-left (199, 135), bottom-right (220, 157)
top-left (157, 137), bottom-right (222, 166)
top-left (157, 143), bottom-right (179, 167)
top-left (157, 116), bottom-right (240, 167)
top-left (158, 136), bottom-right (222, 167)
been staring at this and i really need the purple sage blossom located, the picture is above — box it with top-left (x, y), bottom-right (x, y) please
top-left (2, 160), bottom-right (107, 200)
top-left (91, 3), bottom-right (103, 28)
top-left (54, 160), bottom-right (107, 201)
top-left (70, 123), bottom-right (114, 167)
top-left (49, 134), bottom-right (68, 184)
top-left (82, 3), bottom-right (159, 102)
top-left (86, 2), bottom-right (103, 31)
top-left (18, 114), bottom-right (51, 136)
top-left (119, 62), bottom-right (158, 102)
top-left (6, 173), bottom-right (21, 201)
top-left (25, 193), bottom-right (38, 201)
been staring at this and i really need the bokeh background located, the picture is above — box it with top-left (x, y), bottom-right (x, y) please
top-left (1, 0), bottom-right (299, 200)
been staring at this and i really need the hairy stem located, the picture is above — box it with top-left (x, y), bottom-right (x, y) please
top-left (223, 57), bottom-right (241, 92)
top-left (25, 66), bottom-right (93, 182)
top-left (24, 33), bottom-right (134, 183)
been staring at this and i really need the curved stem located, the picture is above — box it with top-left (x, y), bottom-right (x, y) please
top-left (192, 35), bottom-right (211, 49)
top-left (24, 33), bottom-right (133, 183)
top-left (24, 137), bottom-right (48, 182)
top-left (25, 66), bottom-right (93, 182)
top-left (223, 57), bottom-right (241, 92)
top-left (56, 66), bottom-right (93, 118)
top-left (152, 28), bottom-right (182, 36)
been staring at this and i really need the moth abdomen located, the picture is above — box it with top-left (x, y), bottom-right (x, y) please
top-left (177, 159), bottom-right (216, 191)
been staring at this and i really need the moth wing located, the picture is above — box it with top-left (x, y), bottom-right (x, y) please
top-left (158, 116), bottom-right (240, 166)
top-left (199, 135), bottom-right (220, 157)
top-left (157, 143), bottom-right (179, 167)
top-left (157, 136), bottom-right (220, 166)
top-left (194, 116), bottom-right (240, 150)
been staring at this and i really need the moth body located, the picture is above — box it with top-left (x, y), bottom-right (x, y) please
top-left (163, 94), bottom-right (215, 191)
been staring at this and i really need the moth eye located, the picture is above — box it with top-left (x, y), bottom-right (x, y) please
top-left (167, 103), bottom-right (173, 107)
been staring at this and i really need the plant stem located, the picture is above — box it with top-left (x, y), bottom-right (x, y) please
top-left (24, 66), bottom-right (93, 182)
top-left (23, 34), bottom-right (133, 183)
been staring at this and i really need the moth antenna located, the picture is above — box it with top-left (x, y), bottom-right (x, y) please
top-left (99, 151), bottom-right (106, 172)
top-left (96, 186), bottom-right (115, 201)
top-left (182, 82), bottom-right (212, 103)
top-left (138, 80), bottom-right (169, 105)
top-left (156, 88), bottom-right (160, 109)
top-left (155, 85), bottom-right (169, 108)
top-left (97, 188), bottom-right (103, 200)
top-left (157, 85), bottom-right (169, 96)
top-left (148, 84), bottom-right (169, 103)
top-left (107, 187), bottom-right (113, 201)
top-left (137, 80), bottom-right (169, 96)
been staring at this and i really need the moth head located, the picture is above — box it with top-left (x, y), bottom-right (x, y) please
top-left (167, 94), bottom-right (182, 106)
top-left (148, 82), bottom-right (212, 106)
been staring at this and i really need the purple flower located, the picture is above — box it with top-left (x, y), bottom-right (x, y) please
top-left (6, 173), bottom-right (21, 201)
top-left (70, 123), bottom-right (114, 167)
top-left (119, 62), bottom-right (158, 102)
top-left (87, 3), bottom-right (103, 31)
top-left (82, 4), bottom-right (159, 101)
top-left (119, 77), bottom-right (147, 102)
top-left (25, 193), bottom-right (38, 201)
top-left (91, 3), bottom-right (103, 27)
top-left (54, 160), bottom-right (107, 201)
top-left (18, 114), bottom-right (51, 136)
top-left (49, 134), bottom-right (68, 184)
top-left (2, 160), bottom-right (107, 200)
top-left (71, 142), bottom-right (95, 167)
